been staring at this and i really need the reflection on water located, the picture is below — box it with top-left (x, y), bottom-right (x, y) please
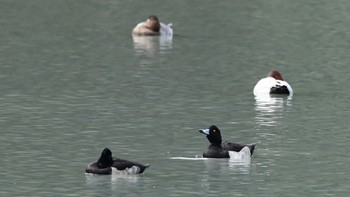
top-left (170, 155), bottom-right (251, 174)
top-left (203, 158), bottom-right (251, 174)
top-left (132, 35), bottom-right (173, 56)
top-left (85, 173), bottom-right (140, 197)
top-left (197, 158), bottom-right (252, 195)
top-left (85, 173), bottom-right (111, 187)
top-left (228, 159), bottom-right (251, 174)
top-left (85, 172), bottom-right (139, 185)
top-left (111, 173), bottom-right (139, 183)
top-left (254, 95), bottom-right (293, 127)
top-left (85, 172), bottom-right (140, 182)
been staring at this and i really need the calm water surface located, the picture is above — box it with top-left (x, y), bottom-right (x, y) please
top-left (1, 0), bottom-right (350, 196)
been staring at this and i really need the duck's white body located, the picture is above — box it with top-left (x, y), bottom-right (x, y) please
top-left (228, 146), bottom-right (251, 161)
top-left (160, 23), bottom-right (173, 36)
top-left (111, 166), bottom-right (141, 176)
top-left (132, 22), bottom-right (173, 37)
top-left (253, 77), bottom-right (293, 96)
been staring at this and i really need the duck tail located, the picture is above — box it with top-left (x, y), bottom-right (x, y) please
top-left (139, 164), bottom-right (150, 174)
top-left (247, 143), bottom-right (256, 156)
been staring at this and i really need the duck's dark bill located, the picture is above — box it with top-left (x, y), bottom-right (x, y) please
top-left (199, 129), bottom-right (210, 135)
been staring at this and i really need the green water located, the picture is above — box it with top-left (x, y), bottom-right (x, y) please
top-left (1, 0), bottom-right (350, 196)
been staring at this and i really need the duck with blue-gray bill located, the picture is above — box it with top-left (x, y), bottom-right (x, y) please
top-left (199, 125), bottom-right (256, 158)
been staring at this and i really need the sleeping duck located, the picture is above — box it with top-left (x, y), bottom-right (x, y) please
top-left (85, 148), bottom-right (150, 175)
top-left (132, 15), bottom-right (173, 36)
top-left (199, 125), bottom-right (256, 158)
top-left (253, 70), bottom-right (293, 96)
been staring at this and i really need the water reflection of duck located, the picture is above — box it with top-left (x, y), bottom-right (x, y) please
top-left (253, 70), bottom-right (293, 96)
top-left (254, 94), bottom-right (292, 127)
top-left (132, 35), bottom-right (172, 56)
top-left (132, 15), bottom-right (173, 36)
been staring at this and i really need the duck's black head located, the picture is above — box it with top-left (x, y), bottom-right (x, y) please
top-left (199, 125), bottom-right (222, 145)
top-left (97, 148), bottom-right (113, 168)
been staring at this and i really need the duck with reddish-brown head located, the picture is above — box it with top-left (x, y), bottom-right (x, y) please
top-left (253, 70), bottom-right (293, 96)
top-left (132, 15), bottom-right (173, 36)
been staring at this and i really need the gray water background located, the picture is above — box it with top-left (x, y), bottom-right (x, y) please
top-left (1, 0), bottom-right (350, 196)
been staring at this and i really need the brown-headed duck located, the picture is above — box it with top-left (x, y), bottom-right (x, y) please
top-left (253, 70), bottom-right (293, 95)
top-left (132, 15), bottom-right (173, 36)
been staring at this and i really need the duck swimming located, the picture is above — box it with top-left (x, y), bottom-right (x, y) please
top-left (132, 15), bottom-right (173, 36)
top-left (85, 148), bottom-right (150, 175)
top-left (253, 70), bottom-right (293, 96)
top-left (199, 125), bottom-right (256, 158)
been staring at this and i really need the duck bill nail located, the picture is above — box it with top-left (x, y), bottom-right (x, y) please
top-left (199, 129), bottom-right (210, 135)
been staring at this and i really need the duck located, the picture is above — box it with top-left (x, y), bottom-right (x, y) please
top-left (85, 148), bottom-right (150, 175)
top-left (253, 70), bottom-right (293, 96)
top-left (199, 125), bottom-right (256, 158)
top-left (132, 15), bottom-right (173, 36)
